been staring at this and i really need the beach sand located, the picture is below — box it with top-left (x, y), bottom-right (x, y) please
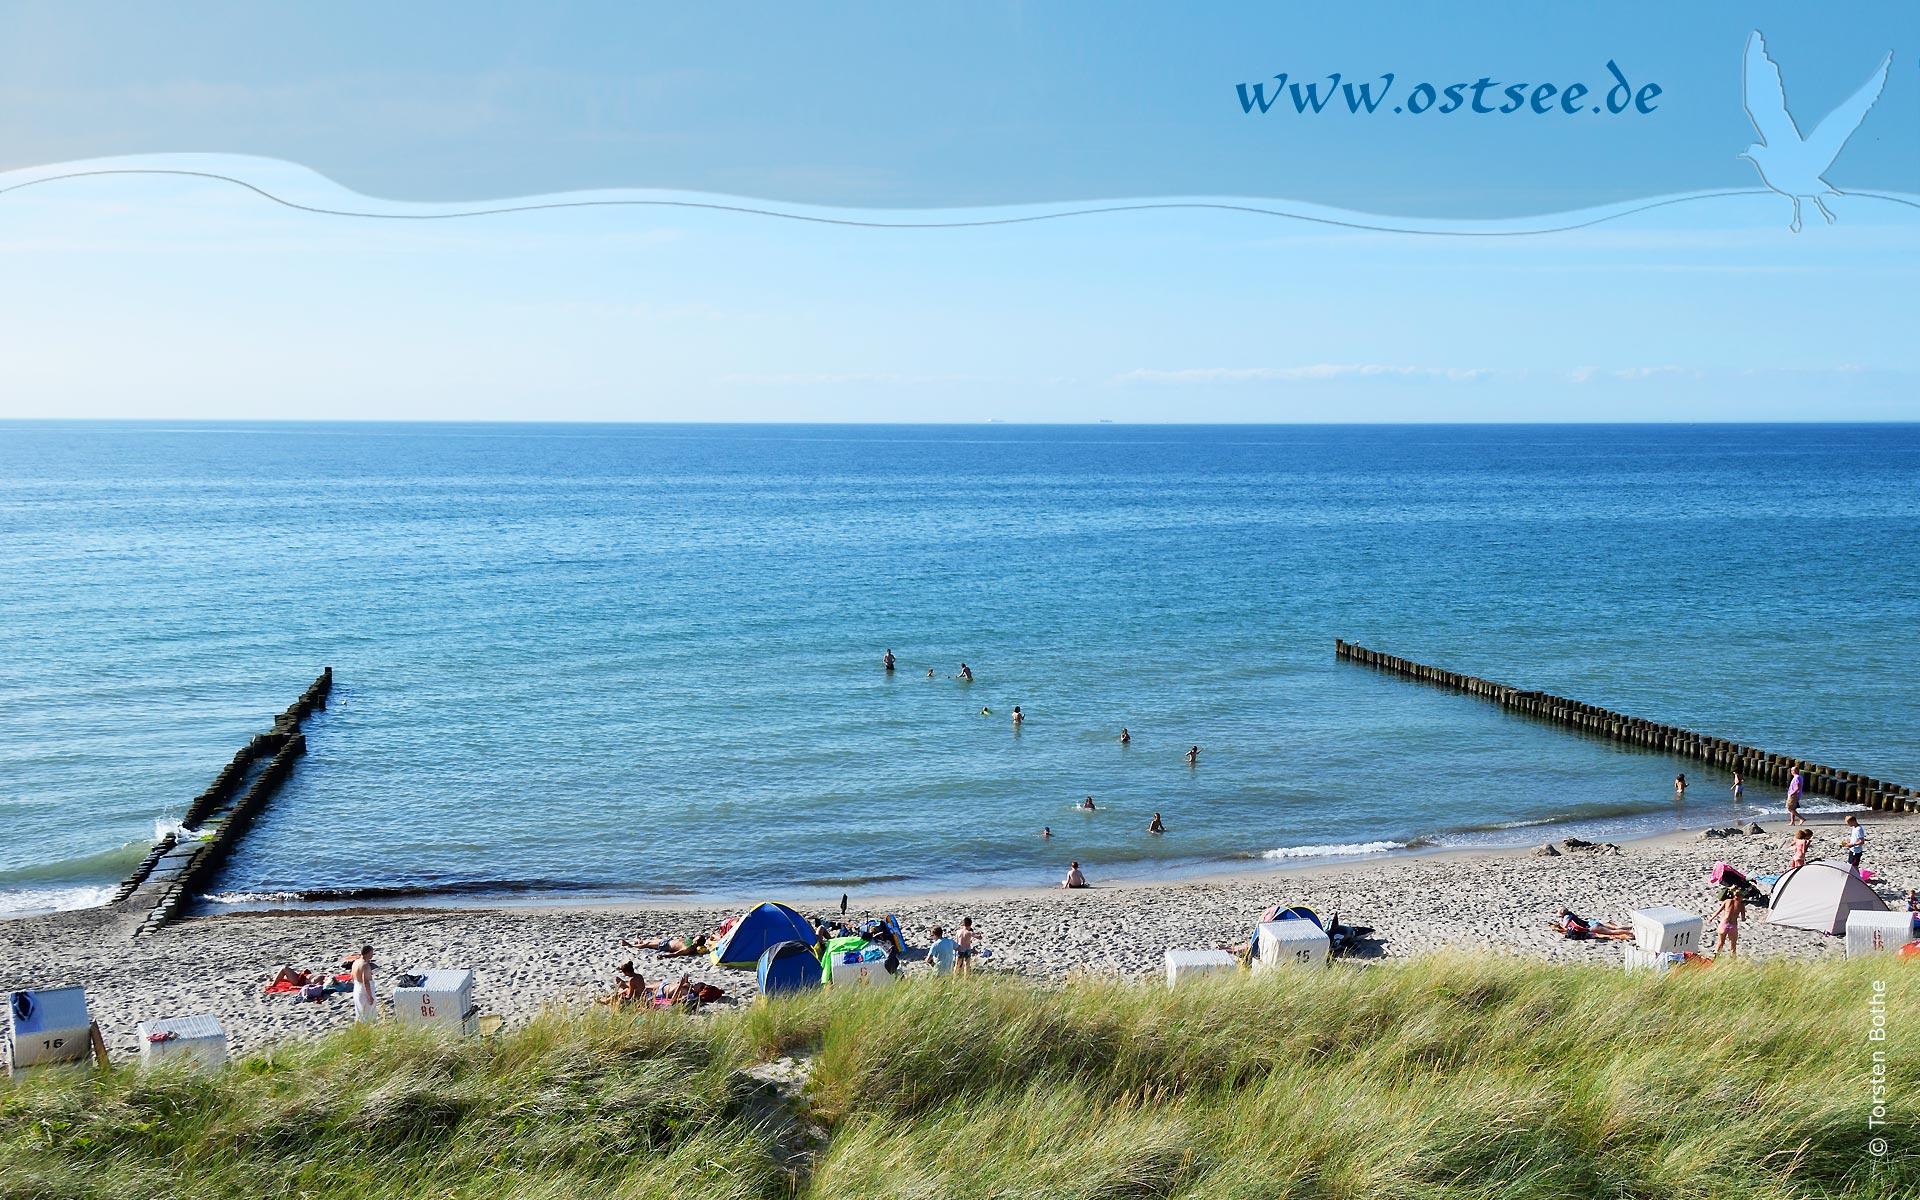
top-left (3, 810), bottom-right (1913, 1062)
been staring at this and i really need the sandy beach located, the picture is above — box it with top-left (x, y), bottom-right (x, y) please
top-left (3, 809), bottom-right (1913, 1063)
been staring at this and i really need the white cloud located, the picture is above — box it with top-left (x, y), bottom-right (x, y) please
top-left (1607, 365), bottom-right (1702, 381)
top-left (719, 371), bottom-right (992, 386)
top-left (1113, 364), bottom-right (1498, 384)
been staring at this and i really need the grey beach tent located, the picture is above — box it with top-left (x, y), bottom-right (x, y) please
top-left (1765, 859), bottom-right (1886, 935)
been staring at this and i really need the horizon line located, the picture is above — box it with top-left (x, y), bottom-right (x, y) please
top-left (4, 417), bottom-right (1916, 428)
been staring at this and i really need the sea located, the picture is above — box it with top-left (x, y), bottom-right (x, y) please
top-left (2, 422), bottom-right (1916, 917)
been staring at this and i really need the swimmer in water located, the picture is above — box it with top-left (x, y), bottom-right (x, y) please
top-left (1080, 796), bottom-right (1097, 811)
top-left (981, 706), bottom-right (992, 716)
top-left (926, 668), bottom-right (935, 679)
top-left (1119, 727), bottom-right (1130, 744)
top-left (1185, 745), bottom-right (1200, 766)
top-left (1041, 826), bottom-right (1052, 838)
top-left (883, 649), bottom-right (895, 671)
top-left (1148, 812), bottom-right (1165, 834)
top-left (1012, 706), bottom-right (1023, 725)
top-left (958, 663), bottom-right (973, 681)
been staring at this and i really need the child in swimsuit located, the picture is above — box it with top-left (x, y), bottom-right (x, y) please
top-left (1713, 891), bottom-right (1744, 958)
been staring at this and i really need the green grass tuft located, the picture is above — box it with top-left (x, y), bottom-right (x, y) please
top-left (2, 955), bottom-right (1913, 1199)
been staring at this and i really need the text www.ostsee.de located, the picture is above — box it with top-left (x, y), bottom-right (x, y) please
top-left (1237, 61), bottom-right (1661, 117)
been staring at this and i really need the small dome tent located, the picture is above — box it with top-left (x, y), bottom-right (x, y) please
top-left (1766, 860), bottom-right (1887, 935)
top-left (710, 901), bottom-right (816, 968)
top-left (757, 940), bottom-right (823, 996)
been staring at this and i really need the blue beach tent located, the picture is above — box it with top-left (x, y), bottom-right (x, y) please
top-left (756, 940), bottom-right (823, 996)
top-left (711, 901), bottom-right (816, 968)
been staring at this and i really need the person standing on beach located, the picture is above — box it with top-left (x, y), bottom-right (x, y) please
top-left (955, 917), bottom-right (979, 974)
top-left (883, 649), bottom-right (895, 672)
top-left (926, 926), bottom-right (959, 975)
top-left (350, 944), bottom-right (377, 1023)
top-left (1788, 828), bottom-right (1812, 871)
top-left (1842, 815), bottom-right (1866, 873)
top-left (1786, 769), bottom-right (1806, 826)
top-left (1674, 773), bottom-right (1687, 797)
top-left (1186, 745), bottom-right (1200, 766)
top-left (1712, 890), bottom-right (1745, 958)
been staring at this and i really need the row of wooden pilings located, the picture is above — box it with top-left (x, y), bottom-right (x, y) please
top-left (112, 668), bottom-right (333, 934)
top-left (1334, 641), bottom-right (1917, 814)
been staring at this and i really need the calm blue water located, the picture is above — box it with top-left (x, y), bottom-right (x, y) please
top-left (2, 422), bottom-right (1916, 915)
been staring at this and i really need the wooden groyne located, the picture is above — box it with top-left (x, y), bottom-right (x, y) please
top-left (112, 668), bottom-right (333, 936)
top-left (1335, 641), bottom-right (1918, 815)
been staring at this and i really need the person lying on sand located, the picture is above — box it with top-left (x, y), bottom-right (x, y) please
top-left (656, 973), bottom-right (696, 1004)
top-left (624, 933), bottom-right (711, 957)
top-left (1550, 909), bottom-right (1633, 940)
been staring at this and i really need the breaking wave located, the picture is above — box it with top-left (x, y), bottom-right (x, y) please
top-left (1259, 840), bottom-right (1407, 860)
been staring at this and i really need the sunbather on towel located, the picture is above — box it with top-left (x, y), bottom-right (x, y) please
top-left (264, 966), bottom-right (313, 995)
top-left (1551, 909), bottom-right (1633, 940)
top-left (624, 933), bottom-right (711, 957)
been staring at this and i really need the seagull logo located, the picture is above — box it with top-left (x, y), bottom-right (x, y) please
top-left (1741, 31), bottom-right (1892, 232)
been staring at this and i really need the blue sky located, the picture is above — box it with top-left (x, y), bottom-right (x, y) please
top-left (0, 6), bottom-right (1916, 421)
top-left (2, 159), bottom-right (1914, 422)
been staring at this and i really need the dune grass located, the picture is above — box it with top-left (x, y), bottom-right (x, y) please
top-left (2, 954), bottom-right (1913, 1199)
